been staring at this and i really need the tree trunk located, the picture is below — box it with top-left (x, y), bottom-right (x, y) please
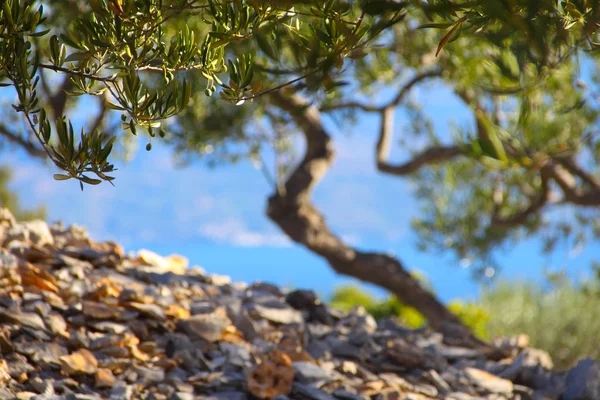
top-left (267, 89), bottom-right (500, 354)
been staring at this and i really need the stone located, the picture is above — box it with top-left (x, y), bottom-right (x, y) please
top-left (132, 365), bottom-right (166, 384)
top-left (22, 220), bottom-right (54, 247)
top-left (564, 358), bottom-right (600, 400)
top-left (169, 393), bottom-right (194, 400)
top-left (499, 348), bottom-right (554, 381)
top-left (250, 302), bottom-right (303, 325)
top-left (207, 274), bottom-right (232, 286)
top-left (29, 343), bottom-right (68, 365)
top-left (127, 302), bottom-right (166, 321)
top-left (95, 368), bottom-right (117, 388)
top-left (293, 362), bottom-right (332, 384)
top-left (464, 367), bottom-right (513, 393)
top-left (0, 207), bottom-right (16, 226)
top-left (45, 313), bottom-right (69, 337)
top-left (292, 383), bottom-right (337, 400)
top-left (82, 301), bottom-right (126, 320)
top-left (135, 249), bottom-right (188, 275)
top-left (332, 389), bottom-right (367, 400)
top-left (177, 313), bottom-right (231, 342)
top-left (29, 376), bottom-right (54, 395)
top-left (220, 342), bottom-right (252, 367)
top-left (286, 289), bottom-right (319, 310)
top-left (60, 349), bottom-right (98, 375)
top-left (0, 359), bottom-right (11, 384)
top-left (0, 309), bottom-right (47, 331)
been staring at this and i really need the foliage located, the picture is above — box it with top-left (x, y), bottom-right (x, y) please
top-left (0, 0), bottom-right (408, 186)
top-left (480, 273), bottom-right (600, 369)
top-left (0, 165), bottom-right (46, 220)
top-left (447, 300), bottom-right (490, 339)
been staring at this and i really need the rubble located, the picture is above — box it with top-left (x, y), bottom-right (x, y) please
top-left (0, 208), bottom-right (594, 399)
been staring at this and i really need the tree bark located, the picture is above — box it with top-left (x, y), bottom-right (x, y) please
top-left (267, 89), bottom-right (500, 354)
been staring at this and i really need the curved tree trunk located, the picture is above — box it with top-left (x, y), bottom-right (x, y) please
top-left (267, 89), bottom-right (500, 354)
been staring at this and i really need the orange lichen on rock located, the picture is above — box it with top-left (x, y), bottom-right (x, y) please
top-left (60, 349), bottom-right (98, 375)
top-left (246, 350), bottom-right (296, 399)
top-left (19, 263), bottom-right (58, 293)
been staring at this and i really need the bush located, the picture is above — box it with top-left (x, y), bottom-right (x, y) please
top-left (329, 284), bottom-right (487, 334)
top-left (480, 276), bottom-right (600, 369)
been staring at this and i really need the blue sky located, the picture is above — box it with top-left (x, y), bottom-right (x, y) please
top-left (4, 82), bottom-right (599, 304)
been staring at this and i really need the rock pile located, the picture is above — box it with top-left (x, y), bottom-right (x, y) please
top-left (0, 208), bottom-right (598, 400)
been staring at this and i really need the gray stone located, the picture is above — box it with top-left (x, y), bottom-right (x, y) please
top-left (132, 365), bottom-right (165, 384)
top-left (190, 301), bottom-right (217, 315)
top-left (30, 343), bottom-right (68, 365)
top-left (177, 313), bottom-right (231, 342)
top-left (564, 358), bottom-right (600, 400)
top-left (250, 302), bottom-right (303, 324)
top-left (29, 376), bottom-right (54, 395)
top-left (0, 309), bottom-right (47, 331)
top-left (499, 348), bottom-right (554, 381)
top-left (332, 389), bottom-right (367, 400)
top-left (249, 281), bottom-right (283, 297)
top-left (220, 342), bottom-right (252, 367)
top-left (293, 362), bottom-right (332, 384)
top-left (293, 383), bottom-right (337, 400)
top-left (127, 302), bottom-right (166, 321)
top-left (109, 383), bottom-right (134, 400)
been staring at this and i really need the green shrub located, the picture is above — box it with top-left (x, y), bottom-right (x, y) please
top-left (329, 284), bottom-right (487, 333)
top-left (448, 300), bottom-right (490, 339)
top-left (480, 277), bottom-right (600, 369)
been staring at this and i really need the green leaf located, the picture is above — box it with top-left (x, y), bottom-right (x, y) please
top-left (417, 23), bottom-right (453, 29)
top-left (436, 19), bottom-right (464, 57)
top-left (79, 175), bottom-right (102, 185)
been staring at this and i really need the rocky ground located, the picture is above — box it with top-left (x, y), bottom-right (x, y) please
top-left (0, 208), bottom-right (598, 400)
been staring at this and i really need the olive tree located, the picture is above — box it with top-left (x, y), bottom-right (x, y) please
top-left (1, 0), bottom-right (599, 352)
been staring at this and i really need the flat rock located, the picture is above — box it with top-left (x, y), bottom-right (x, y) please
top-left (292, 383), bottom-right (337, 400)
top-left (127, 302), bottom-right (166, 321)
top-left (82, 301), bottom-right (126, 320)
top-left (465, 367), bottom-right (513, 393)
top-left (177, 313), bottom-right (231, 342)
top-left (0, 309), bottom-right (47, 331)
top-left (293, 362), bottom-right (332, 384)
top-left (564, 358), bottom-right (600, 400)
top-left (60, 349), bottom-right (98, 375)
top-left (250, 303), bottom-right (303, 325)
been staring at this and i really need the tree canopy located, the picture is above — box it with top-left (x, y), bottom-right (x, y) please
top-left (1, 0), bottom-right (600, 346)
